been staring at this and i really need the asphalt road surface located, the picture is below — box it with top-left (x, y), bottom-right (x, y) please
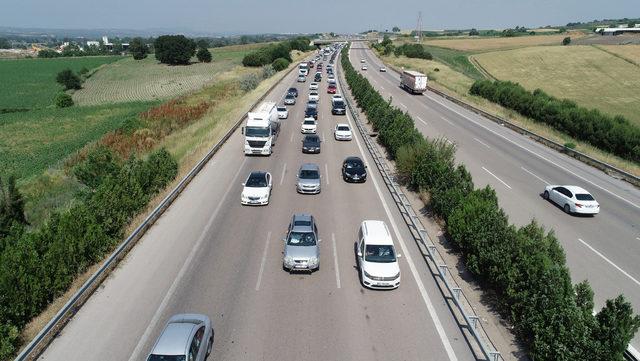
top-left (39, 53), bottom-right (478, 361)
top-left (349, 42), bottom-right (640, 350)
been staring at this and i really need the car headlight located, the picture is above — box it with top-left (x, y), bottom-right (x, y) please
top-left (391, 272), bottom-right (400, 280)
top-left (284, 256), bottom-right (294, 265)
top-left (363, 270), bottom-right (374, 279)
top-left (308, 257), bottom-right (318, 265)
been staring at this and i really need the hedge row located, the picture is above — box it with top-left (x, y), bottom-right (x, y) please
top-left (470, 80), bottom-right (640, 163)
top-left (0, 146), bottom-right (178, 359)
top-left (242, 37), bottom-right (313, 67)
top-left (393, 43), bottom-right (433, 60)
top-left (341, 44), bottom-right (639, 360)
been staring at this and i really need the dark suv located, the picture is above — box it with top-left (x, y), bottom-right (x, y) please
top-left (305, 106), bottom-right (318, 119)
top-left (342, 156), bottom-right (367, 183)
top-left (332, 100), bottom-right (346, 115)
top-left (287, 87), bottom-right (298, 97)
top-left (302, 134), bottom-right (321, 154)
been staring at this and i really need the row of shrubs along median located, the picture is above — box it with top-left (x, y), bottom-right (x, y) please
top-left (0, 146), bottom-right (178, 359)
top-left (340, 44), bottom-right (639, 360)
top-left (470, 79), bottom-right (640, 164)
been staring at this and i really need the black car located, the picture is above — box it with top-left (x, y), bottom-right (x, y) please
top-left (342, 156), bottom-right (367, 183)
top-left (287, 87), bottom-right (299, 97)
top-left (314, 74), bottom-right (322, 82)
top-left (302, 134), bottom-right (321, 154)
top-left (332, 100), bottom-right (346, 115)
top-left (305, 106), bottom-right (318, 119)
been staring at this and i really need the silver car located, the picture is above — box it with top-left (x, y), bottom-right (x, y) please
top-left (147, 314), bottom-right (213, 361)
top-left (296, 163), bottom-right (321, 194)
top-left (283, 214), bottom-right (320, 272)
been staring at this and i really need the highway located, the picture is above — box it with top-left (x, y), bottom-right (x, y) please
top-left (38, 52), bottom-right (478, 361)
top-left (349, 42), bottom-right (640, 349)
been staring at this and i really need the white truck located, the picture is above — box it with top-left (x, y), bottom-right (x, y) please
top-left (243, 101), bottom-right (280, 156)
top-left (298, 62), bottom-right (309, 76)
top-left (400, 70), bottom-right (428, 94)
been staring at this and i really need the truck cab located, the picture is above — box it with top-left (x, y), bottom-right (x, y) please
top-left (244, 102), bottom-right (279, 156)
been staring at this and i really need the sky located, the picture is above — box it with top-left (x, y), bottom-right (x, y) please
top-left (1, 0), bottom-right (638, 34)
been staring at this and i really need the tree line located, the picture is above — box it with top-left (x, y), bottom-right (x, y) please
top-left (0, 146), bottom-right (178, 359)
top-left (470, 80), bottom-right (640, 163)
top-left (340, 44), bottom-right (639, 360)
top-left (241, 37), bottom-right (313, 69)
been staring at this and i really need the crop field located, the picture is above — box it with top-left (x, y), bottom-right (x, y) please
top-left (74, 44), bottom-right (264, 106)
top-left (0, 56), bottom-right (122, 110)
top-left (597, 44), bottom-right (640, 65)
top-left (472, 45), bottom-right (640, 126)
top-left (422, 32), bottom-right (585, 52)
top-left (0, 101), bottom-right (155, 179)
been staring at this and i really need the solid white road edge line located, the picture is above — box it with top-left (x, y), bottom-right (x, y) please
top-left (482, 166), bottom-right (512, 190)
top-left (332, 233), bottom-right (341, 289)
top-left (578, 238), bottom-right (640, 287)
top-left (344, 100), bottom-right (459, 361)
top-left (421, 92), bottom-right (640, 210)
top-left (128, 157), bottom-right (248, 361)
top-left (521, 166), bottom-right (550, 185)
top-left (255, 231), bottom-right (272, 291)
top-left (279, 163), bottom-right (287, 186)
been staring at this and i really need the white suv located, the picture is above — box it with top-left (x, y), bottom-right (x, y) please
top-left (301, 117), bottom-right (317, 133)
top-left (357, 220), bottom-right (401, 289)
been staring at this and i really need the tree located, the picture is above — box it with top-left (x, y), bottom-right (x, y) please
top-left (154, 35), bottom-right (197, 65)
top-left (0, 175), bottom-right (28, 238)
top-left (272, 57), bottom-right (290, 71)
top-left (196, 39), bottom-right (209, 49)
top-left (0, 38), bottom-right (10, 49)
top-left (129, 37), bottom-right (148, 60)
top-left (56, 69), bottom-right (81, 90)
top-left (562, 36), bottom-right (572, 45)
top-left (392, 26), bottom-right (401, 32)
top-left (54, 93), bottom-right (74, 108)
top-left (196, 47), bottom-right (212, 63)
top-left (469, 28), bottom-right (480, 36)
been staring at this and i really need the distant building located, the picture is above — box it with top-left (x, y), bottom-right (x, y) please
top-left (599, 27), bottom-right (640, 36)
top-left (101, 36), bottom-right (129, 50)
top-left (87, 41), bottom-right (100, 47)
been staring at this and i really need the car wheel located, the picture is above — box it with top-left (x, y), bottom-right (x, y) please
top-left (564, 204), bottom-right (571, 214)
top-left (543, 191), bottom-right (549, 200)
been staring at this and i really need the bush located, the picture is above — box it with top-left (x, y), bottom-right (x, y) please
top-left (37, 49), bottom-right (60, 58)
top-left (196, 47), bottom-right (212, 63)
top-left (54, 93), bottom-right (74, 108)
top-left (56, 69), bottom-right (81, 90)
top-left (154, 35), bottom-right (197, 65)
top-left (0, 322), bottom-right (19, 360)
top-left (469, 79), bottom-right (640, 162)
top-left (261, 64), bottom-right (276, 79)
top-left (73, 145), bottom-right (122, 189)
top-left (394, 43), bottom-right (432, 60)
top-left (340, 43), bottom-right (639, 360)
top-left (130, 37), bottom-right (149, 60)
top-left (563, 36), bottom-right (572, 45)
top-left (241, 38), bottom-right (310, 67)
top-left (272, 57), bottom-right (290, 71)
top-left (239, 73), bottom-right (260, 92)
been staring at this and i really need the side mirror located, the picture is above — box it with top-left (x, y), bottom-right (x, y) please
top-left (357, 251), bottom-right (363, 257)
top-left (365, 165), bottom-right (368, 169)
top-left (318, 239), bottom-right (323, 243)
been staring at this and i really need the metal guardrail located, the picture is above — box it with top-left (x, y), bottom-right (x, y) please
top-left (15, 59), bottom-right (303, 361)
top-left (379, 59), bottom-right (639, 188)
top-left (337, 51), bottom-right (502, 361)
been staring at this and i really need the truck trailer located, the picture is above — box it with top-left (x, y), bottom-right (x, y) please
top-left (400, 70), bottom-right (428, 94)
top-left (243, 101), bottom-right (279, 155)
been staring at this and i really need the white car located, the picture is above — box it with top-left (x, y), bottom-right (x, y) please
top-left (361, 65), bottom-right (368, 71)
top-left (301, 117), bottom-right (317, 134)
top-left (241, 171), bottom-right (272, 206)
top-left (309, 82), bottom-right (319, 90)
top-left (543, 185), bottom-right (600, 215)
top-left (277, 106), bottom-right (288, 119)
top-left (334, 123), bottom-right (352, 141)
top-left (357, 220), bottom-right (401, 289)
top-left (379, 66), bottom-right (387, 72)
top-left (308, 90), bottom-right (320, 102)
top-left (332, 94), bottom-right (344, 102)
top-left (360, 58), bottom-right (365, 63)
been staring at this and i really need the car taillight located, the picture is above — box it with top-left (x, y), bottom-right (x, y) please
top-left (575, 203), bottom-right (583, 208)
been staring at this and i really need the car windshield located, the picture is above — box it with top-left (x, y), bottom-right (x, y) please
top-left (287, 231), bottom-right (316, 246)
top-left (365, 245), bottom-right (396, 263)
top-left (285, 95), bottom-right (294, 99)
top-left (303, 120), bottom-right (315, 125)
top-left (148, 355), bottom-right (186, 361)
top-left (345, 160), bottom-right (363, 169)
top-left (299, 169), bottom-right (319, 179)
top-left (305, 136), bottom-right (320, 144)
top-left (246, 173), bottom-right (267, 187)
top-left (306, 106), bottom-right (317, 112)
top-left (334, 101), bottom-right (345, 108)
top-left (245, 126), bottom-right (270, 137)
top-left (337, 125), bottom-right (349, 131)
top-left (576, 193), bottom-right (595, 201)
top-left (277, 107), bottom-right (286, 111)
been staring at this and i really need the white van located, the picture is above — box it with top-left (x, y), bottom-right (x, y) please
top-left (356, 220), bottom-right (401, 289)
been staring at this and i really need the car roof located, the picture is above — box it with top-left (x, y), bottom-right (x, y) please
top-left (562, 185), bottom-right (590, 194)
top-left (361, 220), bottom-right (393, 245)
top-left (300, 163), bottom-right (319, 171)
top-left (345, 156), bottom-right (362, 162)
top-left (152, 322), bottom-right (196, 356)
top-left (291, 213), bottom-right (314, 232)
top-left (336, 123), bottom-right (350, 128)
top-left (277, 106), bottom-right (287, 110)
top-left (304, 134), bottom-right (319, 140)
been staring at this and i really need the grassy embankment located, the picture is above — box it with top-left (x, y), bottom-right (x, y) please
top-left (375, 36), bottom-right (640, 175)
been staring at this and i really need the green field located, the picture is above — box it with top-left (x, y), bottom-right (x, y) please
top-left (0, 56), bottom-right (122, 110)
top-left (74, 45), bottom-right (260, 106)
top-left (473, 45), bottom-right (640, 126)
top-left (0, 101), bottom-right (155, 179)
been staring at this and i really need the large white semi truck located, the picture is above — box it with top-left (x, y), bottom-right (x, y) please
top-left (243, 101), bottom-right (280, 155)
top-left (400, 70), bottom-right (428, 94)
